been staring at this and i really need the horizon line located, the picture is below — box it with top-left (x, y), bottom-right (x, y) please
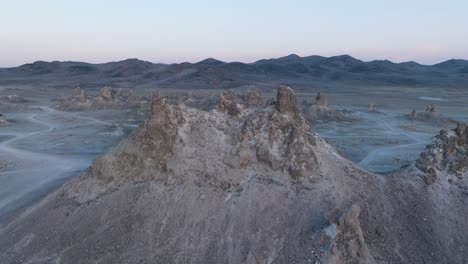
top-left (2, 53), bottom-right (467, 68)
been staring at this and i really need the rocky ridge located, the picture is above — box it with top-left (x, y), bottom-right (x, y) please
top-left (416, 122), bottom-right (468, 184)
top-left (1, 87), bottom-right (467, 264)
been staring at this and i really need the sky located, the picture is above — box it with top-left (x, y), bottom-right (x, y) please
top-left (1, 0), bottom-right (468, 66)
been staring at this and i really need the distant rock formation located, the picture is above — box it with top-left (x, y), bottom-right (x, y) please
top-left (416, 122), bottom-right (468, 183)
top-left (96, 86), bottom-right (117, 102)
top-left (53, 86), bottom-right (148, 111)
top-left (242, 88), bottom-right (266, 108)
top-left (315, 92), bottom-right (328, 107)
top-left (330, 205), bottom-right (373, 264)
top-left (0, 114), bottom-right (10, 126)
top-left (407, 104), bottom-right (457, 126)
top-left (0, 94), bottom-right (28, 103)
top-left (426, 103), bottom-right (436, 113)
top-left (302, 92), bottom-right (353, 122)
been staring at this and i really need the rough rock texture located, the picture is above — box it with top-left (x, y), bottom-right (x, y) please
top-left (1, 87), bottom-right (467, 264)
top-left (218, 90), bottom-right (241, 116)
top-left (53, 87), bottom-right (148, 111)
top-left (242, 89), bottom-right (266, 108)
top-left (96, 86), bottom-right (117, 102)
top-left (276, 86), bottom-right (297, 113)
top-left (52, 87), bottom-right (92, 111)
top-left (330, 205), bottom-right (373, 264)
top-left (416, 123), bottom-right (468, 182)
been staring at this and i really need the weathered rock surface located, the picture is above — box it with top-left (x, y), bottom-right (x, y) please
top-left (53, 86), bottom-right (148, 111)
top-left (276, 86), bottom-right (297, 113)
top-left (426, 103), bottom-right (436, 113)
top-left (1, 87), bottom-right (467, 264)
top-left (416, 123), bottom-right (468, 182)
top-left (242, 88), bottom-right (266, 108)
top-left (330, 205), bottom-right (373, 264)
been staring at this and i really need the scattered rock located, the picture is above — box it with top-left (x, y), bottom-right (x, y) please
top-left (315, 92), bottom-right (328, 107)
top-left (426, 104), bottom-right (436, 113)
top-left (302, 92), bottom-right (353, 122)
top-left (52, 86), bottom-right (148, 111)
top-left (0, 94), bottom-right (28, 103)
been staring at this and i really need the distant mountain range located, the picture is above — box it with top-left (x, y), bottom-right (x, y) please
top-left (1, 54), bottom-right (467, 89)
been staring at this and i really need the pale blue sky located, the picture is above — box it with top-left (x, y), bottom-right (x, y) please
top-left (1, 0), bottom-right (467, 66)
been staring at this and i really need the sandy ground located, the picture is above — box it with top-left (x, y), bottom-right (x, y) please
top-left (295, 85), bottom-right (468, 173)
top-left (0, 88), bottom-right (137, 217)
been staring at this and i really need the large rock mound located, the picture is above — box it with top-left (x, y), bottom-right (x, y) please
top-left (1, 87), bottom-right (467, 264)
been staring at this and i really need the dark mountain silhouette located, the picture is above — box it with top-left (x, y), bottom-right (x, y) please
top-left (1, 55), bottom-right (467, 88)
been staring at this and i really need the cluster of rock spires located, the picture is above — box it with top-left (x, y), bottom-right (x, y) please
top-left (408, 104), bottom-right (457, 126)
top-left (1, 86), bottom-right (467, 263)
top-left (302, 92), bottom-right (351, 122)
top-left (53, 86), bottom-right (148, 111)
top-left (416, 122), bottom-right (468, 184)
top-left (76, 86), bottom-right (317, 191)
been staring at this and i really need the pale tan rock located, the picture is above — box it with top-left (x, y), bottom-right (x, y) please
top-left (276, 85), bottom-right (297, 113)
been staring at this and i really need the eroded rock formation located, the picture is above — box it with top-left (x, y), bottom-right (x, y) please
top-left (0, 114), bottom-right (10, 126)
top-left (0, 94), bottom-right (28, 103)
top-left (53, 86), bottom-right (148, 111)
top-left (408, 104), bottom-right (457, 126)
top-left (416, 122), bottom-right (468, 183)
top-left (276, 86), bottom-right (298, 113)
top-left (1, 87), bottom-right (467, 264)
top-left (302, 92), bottom-right (352, 122)
top-left (315, 92), bottom-right (328, 107)
top-left (242, 88), bottom-right (266, 108)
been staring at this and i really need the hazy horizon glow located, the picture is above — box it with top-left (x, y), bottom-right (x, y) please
top-left (1, 0), bottom-right (468, 67)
